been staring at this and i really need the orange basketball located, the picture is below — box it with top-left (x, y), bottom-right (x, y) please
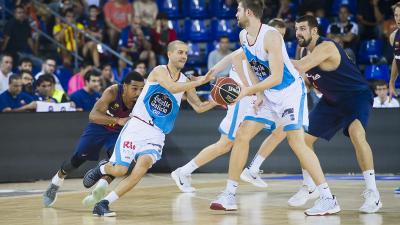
top-left (211, 77), bottom-right (241, 105)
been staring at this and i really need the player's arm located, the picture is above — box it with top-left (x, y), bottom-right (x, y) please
top-left (151, 66), bottom-right (214, 94)
top-left (185, 88), bottom-right (217, 113)
top-left (292, 41), bottom-right (336, 74)
top-left (232, 50), bottom-right (251, 87)
top-left (389, 31), bottom-right (399, 99)
top-left (6, 101), bottom-right (37, 112)
top-left (89, 85), bottom-right (128, 126)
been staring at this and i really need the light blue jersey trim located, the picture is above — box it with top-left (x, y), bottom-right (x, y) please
top-left (284, 81), bottom-right (306, 132)
top-left (243, 115), bottom-right (276, 131)
top-left (242, 46), bottom-right (295, 90)
top-left (134, 149), bottom-right (162, 162)
top-left (227, 102), bottom-right (240, 140)
top-left (113, 122), bottom-right (131, 168)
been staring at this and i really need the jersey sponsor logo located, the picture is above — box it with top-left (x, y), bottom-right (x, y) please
top-left (394, 55), bottom-right (400, 60)
top-left (306, 73), bottom-right (321, 81)
top-left (123, 141), bottom-right (135, 150)
top-left (282, 108), bottom-right (295, 121)
top-left (249, 59), bottom-right (271, 80)
top-left (111, 103), bottom-right (119, 110)
top-left (149, 92), bottom-right (173, 117)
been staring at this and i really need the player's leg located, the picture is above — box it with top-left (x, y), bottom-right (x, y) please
top-left (241, 126), bottom-right (286, 188)
top-left (210, 119), bottom-right (265, 211)
top-left (171, 134), bottom-right (233, 193)
top-left (93, 155), bottom-right (153, 217)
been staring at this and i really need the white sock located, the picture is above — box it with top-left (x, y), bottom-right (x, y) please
top-left (317, 183), bottom-right (333, 199)
top-left (249, 154), bottom-right (265, 174)
top-left (302, 169), bottom-right (316, 191)
top-left (100, 165), bottom-right (106, 175)
top-left (51, 173), bottom-right (64, 186)
top-left (363, 170), bottom-right (377, 191)
top-left (225, 179), bottom-right (238, 195)
top-left (104, 191), bottom-right (119, 204)
top-left (180, 160), bottom-right (199, 176)
top-left (96, 178), bottom-right (109, 189)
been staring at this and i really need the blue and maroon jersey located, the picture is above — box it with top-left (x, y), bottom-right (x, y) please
top-left (302, 37), bottom-right (370, 104)
top-left (393, 29), bottom-right (400, 72)
top-left (104, 85), bottom-right (133, 132)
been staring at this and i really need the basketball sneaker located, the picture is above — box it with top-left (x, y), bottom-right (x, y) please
top-left (171, 168), bottom-right (196, 193)
top-left (93, 200), bottom-right (116, 217)
top-left (43, 183), bottom-right (59, 207)
top-left (288, 185), bottom-right (319, 207)
top-left (83, 160), bottom-right (107, 188)
top-left (82, 185), bottom-right (107, 208)
top-left (240, 168), bottom-right (268, 188)
top-left (210, 191), bottom-right (238, 211)
top-left (394, 187), bottom-right (400, 194)
top-left (305, 195), bottom-right (341, 216)
top-left (359, 189), bottom-right (382, 213)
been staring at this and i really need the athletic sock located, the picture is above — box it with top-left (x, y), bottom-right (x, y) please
top-left (302, 169), bottom-right (317, 191)
top-left (180, 160), bottom-right (199, 176)
top-left (96, 178), bottom-right (109, 189)
top-left (225, 179), bottom-right (238, 195)
top-left (99, 165), bottom-right (106, 175)
top-left (104, 191), bottom-right (119, 204)
top-left (317, 183), bottom-right (333, 199)
top-left (363, 170), bottom-right (378, 191)
top-left (249, 154), bottom-right (265, 174)
top-left (51, 173), bottom-right (64, 186)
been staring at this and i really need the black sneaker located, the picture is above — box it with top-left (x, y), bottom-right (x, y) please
top-left (83, 160), bottom-right (107, 188)
top-left (93, 200), bottom-right (116, 217)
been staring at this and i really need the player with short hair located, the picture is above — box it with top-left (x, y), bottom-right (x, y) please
top-left (83, 40), bottom-right (216, 217)
top-left (43, 71), bottom-right (145, 208)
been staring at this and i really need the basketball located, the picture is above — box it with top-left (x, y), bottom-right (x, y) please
top-left (211, 77), bottom-right (241, 105)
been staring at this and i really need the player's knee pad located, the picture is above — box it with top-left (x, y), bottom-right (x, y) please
top-left (60, 155), bottom-right (86, 175)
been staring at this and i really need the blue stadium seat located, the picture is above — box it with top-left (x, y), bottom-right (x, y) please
top-left (331, 0), bottom-right (357, 16)
top-left (364, 64), bottom-right (389, 81)
top-left (317, 17), bottom-right (330, 36)
top-left (183, 0), bottom-right (210, 19)
top-left (55, 66), bottom-right (73, 91)
top-left (210, 0), bottom-right (236, 18)
top-left (285, 41), bottom-right (297, 59)
top-left (186, 20), bottom-right (211, 42)
top-left (211, 19), bottom-right (239, 41)
top-left (158, 0), bottom-right (182, 19)
top-left (187, 42), bottom-right (208, 66)
top-left (169, 20), bottom-right (187, 41)
top-left (358, 39), bottom-right (383, 64)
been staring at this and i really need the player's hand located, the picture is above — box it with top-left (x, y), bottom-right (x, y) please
top-left (253, 93), bottom-right (265, 111)
top-left (235, 85), bottom-right (249, 102)
top-left (389, 82), bottom-right (398, 102)
top-left (117, 117), bottom-right (130, 126)
top-left (199, 69), bottom-right (216, 84)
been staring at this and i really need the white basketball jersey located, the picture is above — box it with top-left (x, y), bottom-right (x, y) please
top-left (241, 24), bottom-right (299, 92)
top-left (229, 60), bottom-right (252, 86)
top-left (130, 66), bottom-right (188, 134)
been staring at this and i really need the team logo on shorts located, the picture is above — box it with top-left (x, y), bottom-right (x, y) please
top-left (282, 108), bottom-right (295, 121)
top-left (149, 93), bottom-right (173, 116)
top-left (249, 59), bottom-right (270, 81)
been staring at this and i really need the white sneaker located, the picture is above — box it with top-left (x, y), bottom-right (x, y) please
top-left (240, 168), bottom-right (268, 188)
top-left (171, 168), bottom-right (196, 193)
top-left (288, 185), bottom-right (319, 207)
top-left (82, 184), bottom-right (107, 208)
top-left (359, 189), bottom-right (382, 213)
top-left (210, 191), bottom-right (238, 211)
top-left (305, 196), bottom-right (341, 216)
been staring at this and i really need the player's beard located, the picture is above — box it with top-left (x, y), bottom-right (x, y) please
top-left (238, 18), bottom-right (248, 29)
top-left (297, 36), bottom-right (312, 47)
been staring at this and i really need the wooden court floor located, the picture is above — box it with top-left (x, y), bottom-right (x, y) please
top-left (0, 174), bottom-right (399, 225)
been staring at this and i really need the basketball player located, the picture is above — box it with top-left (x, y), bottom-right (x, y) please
top-left (83, 40), bottom-right (216, 217)
top-left (291, 15), bottom-right (381, 213)
top-left (388, 2), bottom-right (400, 194)
top-left (171, 19), bottom-right (289, 192)
top-left (210, 0), bottom-right (340, 216)
top-left (42, 71), bottom-right (145, 207)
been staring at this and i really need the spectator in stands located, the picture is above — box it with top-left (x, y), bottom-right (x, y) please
top-left (207, 36), bottom-right (232, 80)
top-left (48, 75), bottom-right (70, 103)
top-left (68, 61), bottom-right (93, 95)
top-left (35, 58), bottom-right (64, 91)
top-left (133, 0), bottom-right (158, 28)
top-left (327, 5), bottom-right (358, 62)
top-left (373, 80), bottom-right (400, 108)
top-left (151, 13), bottom-right (177, 65)
top-left (268, 18), bottom-right (287, 37)
top-left (70, 70), bottom-right (101, 111)
top-left (34, 74), bottom-right (58, 103)
top-left (277, 0), bottom-right (296, 22)
top-left (18, 58), bottom-right (33, 73)
top-left (1, 5), bottom-right (36, 64)
top-left (0, 54), bottom-right (14, 94)
top-left (357, 0), bottom-right (384, 39)
top-left (104, 0), bottom-right (133, 48)
top-left (0, 74), bottom-right (34, 112)
top-left (53, 8), bottom-right (85, 68)
top-left (82, 5), bottom-right (105, 67)
top-left (262, 0), bottom-right (280, 23)
top-left (134, 60), bottom-right (148, 79)
top-left (100, 63), bottom-right (115, 93)
top-left (118, 16), bottom-right (156, 73)
top-left (20, 70), bottom-right (34, 96)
